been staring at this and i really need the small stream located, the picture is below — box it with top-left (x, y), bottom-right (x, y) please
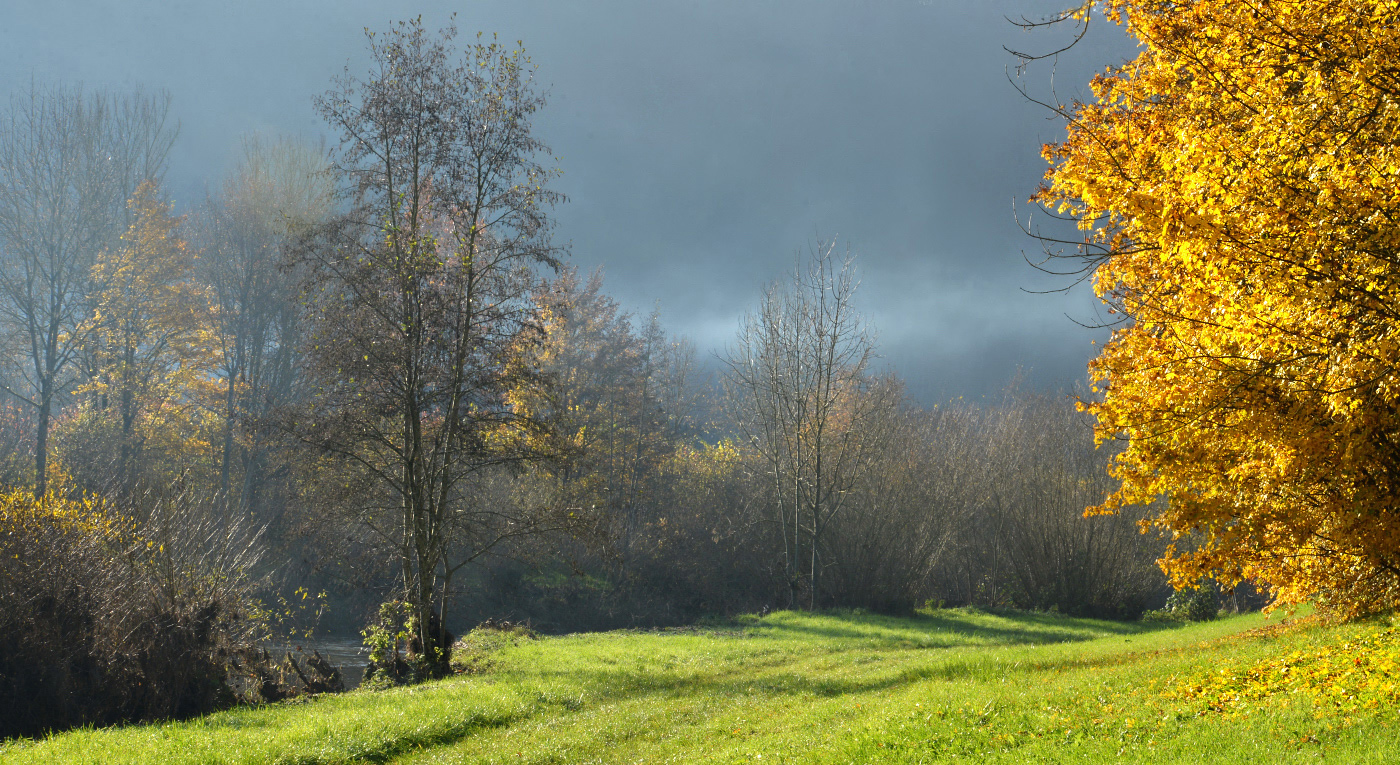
top-left (268, 638), bottom-right (370, 689)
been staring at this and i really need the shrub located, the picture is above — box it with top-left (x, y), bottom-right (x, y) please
top-left (0, 489), bottom-right (264, 739)
top-left (361, 600), bottom-right (456, 688)
top-left (1166, 581), bottom-right (1220, 622)
top-left (450, 619), bottom-right (538, 675)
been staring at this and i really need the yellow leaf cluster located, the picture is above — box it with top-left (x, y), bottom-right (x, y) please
top-left (1039, 0), bottom-right (1400, 615)
top-left (0, 488), bottom-right (133, 548)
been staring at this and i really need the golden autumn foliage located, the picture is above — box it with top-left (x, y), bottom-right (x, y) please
top-left (71, 180), bottom-right (219, 490)
top-left (1168, 621), bottom-right (1400, 718)
top-left (0, 487), bottom-right (129, 548)
top-left (1037, 0), bottom-right (1400, 615)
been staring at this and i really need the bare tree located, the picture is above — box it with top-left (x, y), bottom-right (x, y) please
top-left (723, 239), bottom-right (883, 609)
top-left (914, 388), bottom-right (1165, 616)
top-left (200, 135), bottom-right (330, 517)
top-left (290, 18), bottom-right (564, 670)
top-left (0, 83), bottom-right (175, 494)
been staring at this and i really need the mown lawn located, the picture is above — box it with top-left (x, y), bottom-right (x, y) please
top-left (5, 607), bottom-right (1400, 763)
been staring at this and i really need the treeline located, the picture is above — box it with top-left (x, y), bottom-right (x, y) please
top-left (0, 19), bottom-right (1172, 737)
top-left (450, 258), bottom-right (1166, 633)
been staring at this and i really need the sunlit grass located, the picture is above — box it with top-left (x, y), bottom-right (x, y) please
top-left (5, 607), bottom-right (1400, 763)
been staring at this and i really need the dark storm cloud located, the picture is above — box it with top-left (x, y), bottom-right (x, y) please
top-left (2, 0), bottom-right (1137, 401)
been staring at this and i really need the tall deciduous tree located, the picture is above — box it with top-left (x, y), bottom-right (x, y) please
top-left (78, 181), bottom-right (214, 494)
top-left (202, 135), bottom-right (330, 516)
top-left (0, 84), bottom-right (175, 494)
top-left (294, 18), bottom-right (563, 668)
top-left (1035, 0), bottom-right (1400, 615)
top-left (517, 267), bottom-right (696, 572)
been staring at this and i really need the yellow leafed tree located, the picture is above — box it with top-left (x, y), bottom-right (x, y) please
top-left (1037, 0), bottom-right (1400, 616)
top-left (72, 180), bottom-right (217, 493)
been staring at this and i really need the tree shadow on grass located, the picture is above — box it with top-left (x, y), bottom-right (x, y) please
top-left (242, 615), bottom-right (1205, 763)
top-left (300, 647), bottom-right (1157, 763)
top-left (328, 708), bottom-right (523, 764)
top-left (518, 635), bottom-right (1191, 713)
top-left (734, 608), bottom-right (1183, 649)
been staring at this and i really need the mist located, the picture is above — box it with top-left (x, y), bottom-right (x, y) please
top-left (3, 0), bottom-right (1139, 402)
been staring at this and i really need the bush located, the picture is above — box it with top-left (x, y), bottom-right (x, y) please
top-left (1165, 582), bottom-right (1220, 622)
top-left (1140, 581), bottom-right (1221, 624)
top-left (0, 489), bottom-right (264, 739)
top-left (361, 600), bottom-right (456, 688)
top-left (450, 619), bottom-right (538, 675)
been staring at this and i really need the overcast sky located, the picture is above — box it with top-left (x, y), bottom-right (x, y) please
top-left (2, 0), bottom-right (1138, 403)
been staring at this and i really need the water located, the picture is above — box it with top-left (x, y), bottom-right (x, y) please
top-left (268, 638), bottom-right (370, 689)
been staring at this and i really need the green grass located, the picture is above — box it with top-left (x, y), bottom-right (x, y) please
top-left (5, 607), bottom-right (1400, 763)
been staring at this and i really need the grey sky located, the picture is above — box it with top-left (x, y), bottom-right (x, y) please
top-left (2, 0), bottom-right (1137, 402)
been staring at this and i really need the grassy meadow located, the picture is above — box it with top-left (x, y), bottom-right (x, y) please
top-left (5, 607), bottom-right (1400, 763)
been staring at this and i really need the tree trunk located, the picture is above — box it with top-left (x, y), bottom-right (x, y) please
top-left (34, 393), bottom-right (50, 497)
